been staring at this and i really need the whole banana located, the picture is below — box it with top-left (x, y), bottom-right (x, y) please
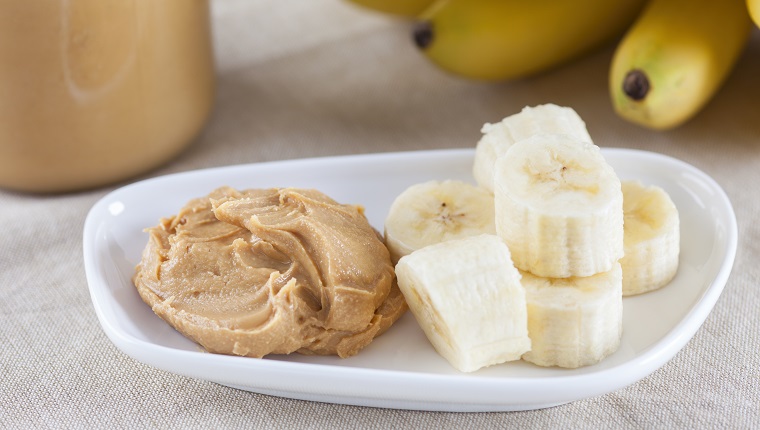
top-left (345, 0), bottom-right (436, 17)
top-left (412, 0), bottom-right (647, 81)
top-left (609, 0), bottom-right (752, 130)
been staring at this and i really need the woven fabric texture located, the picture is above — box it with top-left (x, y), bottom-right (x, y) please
top-left (3, 1), bottom-right (760, 428)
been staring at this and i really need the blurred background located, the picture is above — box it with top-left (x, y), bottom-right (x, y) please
top-left (2, 1), bottom-right (760, 426)
top-left (199, 0), bottom-right (760, 168)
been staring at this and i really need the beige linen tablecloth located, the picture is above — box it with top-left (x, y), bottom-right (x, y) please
top-left (3, 1), bottom-right (760, 427)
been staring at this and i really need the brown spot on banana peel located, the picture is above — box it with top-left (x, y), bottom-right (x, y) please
top-left (413, 21), bottom-right (433, 49)
top-left (623, 69), bottom-right (650, 101)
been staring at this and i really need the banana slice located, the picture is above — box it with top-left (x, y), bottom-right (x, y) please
top-left (384, 180), bottom-right (495, 264)
top-left (493, 134), bottom-right (623, 278)
top-left (395, 234), bottom-right (531, 373)
top-left (621, 180), bottom-right (680, 296)
top-left (521, 263), bottom-right (623, 369)
top-left (473, 104), bottom-right (592, 192)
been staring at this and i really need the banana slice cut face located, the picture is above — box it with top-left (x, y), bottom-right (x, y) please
top-left (395, 235), bottom-right (531, 373)
top-left (621, 180), bottom-right (680, 296)
top-left (494, 134), bottom-right (624, 278)
top-left (384, 180), bottom-right (495, 264)
top-left (521, 263), bottom-right (623, 368)
top-left (473, 104), bottom-right (592, 192)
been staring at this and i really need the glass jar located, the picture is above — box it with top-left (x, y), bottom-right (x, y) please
top-left (0, 0), bottom-right (215, 193)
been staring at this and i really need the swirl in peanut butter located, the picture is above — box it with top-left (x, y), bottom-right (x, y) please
top-left (133, 186), bottom-right (406, 358)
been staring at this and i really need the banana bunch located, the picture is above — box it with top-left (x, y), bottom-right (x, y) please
top-left (610, 0), bottom-right (753, 130)
top-left (386, 105), bottom-right (681, 371)
top-left (348, 0), bottom-right (756, 130)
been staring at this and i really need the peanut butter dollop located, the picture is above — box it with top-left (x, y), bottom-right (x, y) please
top-left (133, 186), bottom-right (406, 358)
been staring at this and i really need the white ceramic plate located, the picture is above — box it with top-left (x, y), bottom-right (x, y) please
top-left (83, 148), bottom-right (737, 412)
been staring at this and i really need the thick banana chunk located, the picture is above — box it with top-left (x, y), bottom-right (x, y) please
top-left (621, 180), bottom-right (680, 295)
top-left (395, 235), bottom-right (531, 373)
top-left (494, 134), bottom-right (623, 278)
top-left (473, 104), bottom-right (592, 192)
top-left (521, 263), bottom-right (623, 369)
top-left (384, 180), bottom-right (495, 264)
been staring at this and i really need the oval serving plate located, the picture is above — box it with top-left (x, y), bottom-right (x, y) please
top-left (83, 148), bottom-right (737, 412)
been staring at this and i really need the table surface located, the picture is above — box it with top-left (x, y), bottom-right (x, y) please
top-left (3, 1), bottom-right (760, 428)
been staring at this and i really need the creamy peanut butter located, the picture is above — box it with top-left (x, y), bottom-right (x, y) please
top-left (0, 0), bottom-right (214, 192)
top-left (133, 186), bottom-right (407, 358)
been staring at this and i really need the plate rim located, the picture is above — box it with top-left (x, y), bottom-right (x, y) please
top-left (83, 147), bottom-right (738, 412)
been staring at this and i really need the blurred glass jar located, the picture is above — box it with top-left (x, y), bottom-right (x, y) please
top-left (0, 0), bottom-right (215, 193)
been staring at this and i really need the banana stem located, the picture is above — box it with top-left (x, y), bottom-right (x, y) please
top-left (413, 21), bottom-right (434, 49)
top-left (623, 69), bottom-right (650, 101)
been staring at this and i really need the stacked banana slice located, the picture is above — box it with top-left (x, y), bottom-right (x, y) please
top-left (473, 104), bottom-right (592, 193)
top-left (520, 265), bottom-right (623, 368)
top-left (386, 104), bottom-right (680, 372)
top-left (493, 133), bottom-right (624, 279)
top-left (490, 129), bottom-right (625, 369)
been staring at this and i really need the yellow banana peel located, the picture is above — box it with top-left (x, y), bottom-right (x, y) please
top-left (345, 0), bottom-right (436, 18)
top-left (412, 0), bottom-right (647, 81)
top-left (749, 0), bottom-right (760, 27)
top-left (610, 0), bottom-right (752, 130)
